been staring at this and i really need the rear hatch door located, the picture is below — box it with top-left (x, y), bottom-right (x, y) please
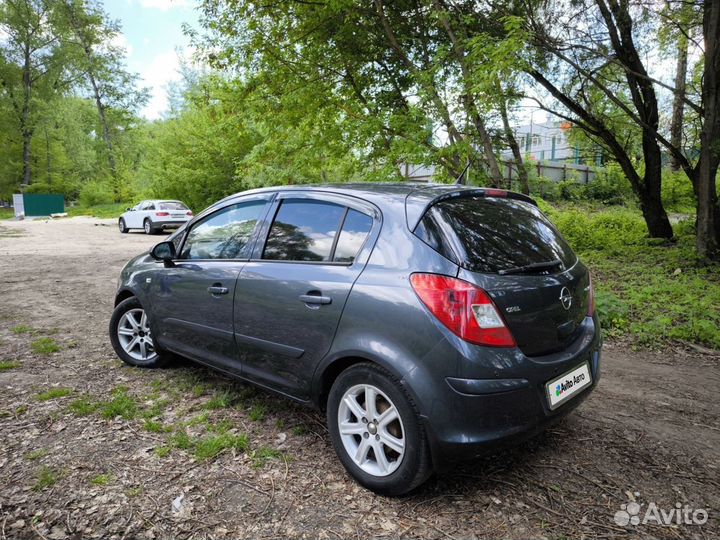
top-left (414, 194), bottom-right (590, 357)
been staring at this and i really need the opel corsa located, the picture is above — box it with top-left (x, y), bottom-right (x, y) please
top-left (110, 184), bottom-right (601, 495)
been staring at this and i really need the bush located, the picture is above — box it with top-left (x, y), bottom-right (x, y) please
top-left (548, 207), bottom-right (648, 252)
top-left (582, 163), bottom-right (633, 204)
top-left (661, 168), bottom-right (695, 213)
top-left (78, 182), bottom-right (114, 207)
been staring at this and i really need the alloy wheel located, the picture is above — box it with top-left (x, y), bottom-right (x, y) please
top-left (337, 383), bottom-right (405, 476)
top-left (116, 308), bottom-right (157, 362)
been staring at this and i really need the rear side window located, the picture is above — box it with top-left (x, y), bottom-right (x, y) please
top-left (159, 202), bottom-right (188, 210)
top-left (180, 200), bottom-right (266, 260)
top-left (263, 200), bottom-right (374, 263)
top-left (415, 197), bottom-right (576, 274)
top-left (263, 200), bottom-right (345, 262)
top-left (334, 210), bottom-right (373, 263)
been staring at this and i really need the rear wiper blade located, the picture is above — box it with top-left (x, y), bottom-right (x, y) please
top-left (498, 259), bottom-right (563, 276)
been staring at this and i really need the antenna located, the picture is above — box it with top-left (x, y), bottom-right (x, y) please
top-left (455, 159), bottom-right (471, 185)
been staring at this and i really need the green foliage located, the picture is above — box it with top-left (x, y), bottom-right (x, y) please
top-left (582, 164), bottom-right (634, 204)
top-left (546, 204), bottom-right (720, 349)
top-left (78, 181), bottom-right (114, 207)
top-left (36, 387), bottom-right (73, 401)
top-left (31, 337), bottom-right (61, 354)
top-left (204, 391), bottom-right (234, 410)
top-left (662, 168), bottom-right (696, 213)
top-left (546, 206), bottom-right (648, 252)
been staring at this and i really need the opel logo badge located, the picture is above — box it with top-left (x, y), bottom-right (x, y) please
top-left (559, 287), bottom-right (573, 310)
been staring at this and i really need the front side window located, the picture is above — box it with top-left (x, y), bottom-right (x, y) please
top-left (180, 200), bottom-right (267, 260)
top-left (263, 200), bottom-right (346, 262)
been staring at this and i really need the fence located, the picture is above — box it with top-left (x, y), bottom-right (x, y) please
top-left (502, 160), bottom-right (597, 185)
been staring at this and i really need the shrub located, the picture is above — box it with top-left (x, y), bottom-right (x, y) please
top-left (78, 182), bottom-right (114, 207)
top-left (550, 208), bottom-right (648, 252)
top-left (582, 163), bottom-right (633, 204)
top-left (661, 168), bottom-right (695, 213)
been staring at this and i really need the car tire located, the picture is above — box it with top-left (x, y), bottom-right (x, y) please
top-left (118, 218), bottom-right (128, 233)
top-left (109, 297), bottom-right (168, 368)
top-left (143, 219), bottom-right (156, 235)
top-left (327, 362), bottom-right (431, 496)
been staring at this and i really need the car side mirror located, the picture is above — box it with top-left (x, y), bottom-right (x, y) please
top-left (150, 241), bottom-right (176, 267)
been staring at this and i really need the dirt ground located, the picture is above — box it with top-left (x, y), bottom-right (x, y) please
top-left (0, 217), bottom-right (718, 539)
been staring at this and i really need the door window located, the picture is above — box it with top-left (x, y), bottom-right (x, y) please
top-left (263, 200), bottom-right (346, 262)
top-left (180, 200), bottom-right (267, 260)
top-left (333, 210), bottom-right (373, 263)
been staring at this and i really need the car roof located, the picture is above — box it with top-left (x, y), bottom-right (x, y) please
top-left (215, 183), bottom-right (535, 229)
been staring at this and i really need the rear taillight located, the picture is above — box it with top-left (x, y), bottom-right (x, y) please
top-left (156, 211), bottom-right (169, 217)
top-left (587, 274), bottom-right (595, 316)
top-left (483, 188), bottom-right (507, 197)
top-left (410, 273), bottom-right (516, 347)
top-left (186, 211), bottom-right (193, 216)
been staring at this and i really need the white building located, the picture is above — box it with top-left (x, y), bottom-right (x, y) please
top-left (504, 119), bottom-right (583, 163)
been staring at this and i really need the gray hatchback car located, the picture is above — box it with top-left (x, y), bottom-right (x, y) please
top-left (110, 183), bottom-right (601, 495)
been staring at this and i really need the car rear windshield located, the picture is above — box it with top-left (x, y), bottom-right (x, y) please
top-left (414, 196), bottom-right (576, 274)
top-left (159, 202), bottom-right (188, 210)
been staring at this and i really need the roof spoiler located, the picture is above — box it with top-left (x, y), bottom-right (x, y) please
top-left (406, 187), bottom-right (538, 231)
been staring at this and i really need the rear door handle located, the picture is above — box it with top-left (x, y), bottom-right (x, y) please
top-left (208, 285), bottom-right (229, 295)
top-left (299, 294), bottom-right (332, 305)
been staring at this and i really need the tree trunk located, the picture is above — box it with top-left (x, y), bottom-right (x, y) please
top-left (499, 98), bottom-right (529, 194)
top-left (21, 44), bottom-right (32, 187)
top-left (670, 34), bottom-right (688, 172)
top-left (641, 142), bottom-right (674, 239)
top-left (696, 0), bottom-right (720, 260)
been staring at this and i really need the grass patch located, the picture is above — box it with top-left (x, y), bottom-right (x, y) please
top-left (25, 449), bottom-right (47, 461)
top-left (68, 397), bottom-right (99, 417)
top-left (100, 387), bottom-right (138, 420)
top-left (169, 430), bottom-right (194, 450)
top-left (0, 207), bottom-right (14, 220)
top-left (249, 404), bottom-right (267, 422)
top-left (0, 360), bottom-right (21, 371)
top-left (90, 473), bottom-right (114, 486)
top-left (143, 419), bottom-right (171, 433)
top-left (204, 391), bottom-right (234, 410)
top-left (292, 425), bottom-right (310, 436)
top-left (33, 466), bottom-right (58, 491)
top-left (154, 446), bottom-right (172, 458)
top-left (251, 447), bottom-right (283, 469)
top-left (67, 203), bottom-right (128, 219)
top-left (11, 325), bottom-right (34, 334)
top-left (36, 387), bottom-right (73, 401)
top-left (31, 337), bottom-right (60, 355)
top-left (194, 432), bottom-right (249, 460)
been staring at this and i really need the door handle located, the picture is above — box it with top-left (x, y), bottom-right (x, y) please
top-left (299, 294), bottom-right (332, 305)
top-left (208, 285), bottom-right (229, 295)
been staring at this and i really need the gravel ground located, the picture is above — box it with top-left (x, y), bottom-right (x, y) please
top-left (0, 217), bottom-right (718, 539)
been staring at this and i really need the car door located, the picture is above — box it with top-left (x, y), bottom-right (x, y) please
top-left (126, 202), bottom-right (144, 228)
top-left (148, 195), bottom-right (273, 373)
top-left (234, 192), bottom-right (378, 399)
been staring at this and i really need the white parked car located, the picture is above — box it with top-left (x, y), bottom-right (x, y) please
top-left (118, 200), bottom-right (193, 235)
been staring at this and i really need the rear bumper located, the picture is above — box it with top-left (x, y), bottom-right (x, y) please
top-left (423, 316), bottom-right (602, 470)
top-left (154, 220), bottom-right (187, 229)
